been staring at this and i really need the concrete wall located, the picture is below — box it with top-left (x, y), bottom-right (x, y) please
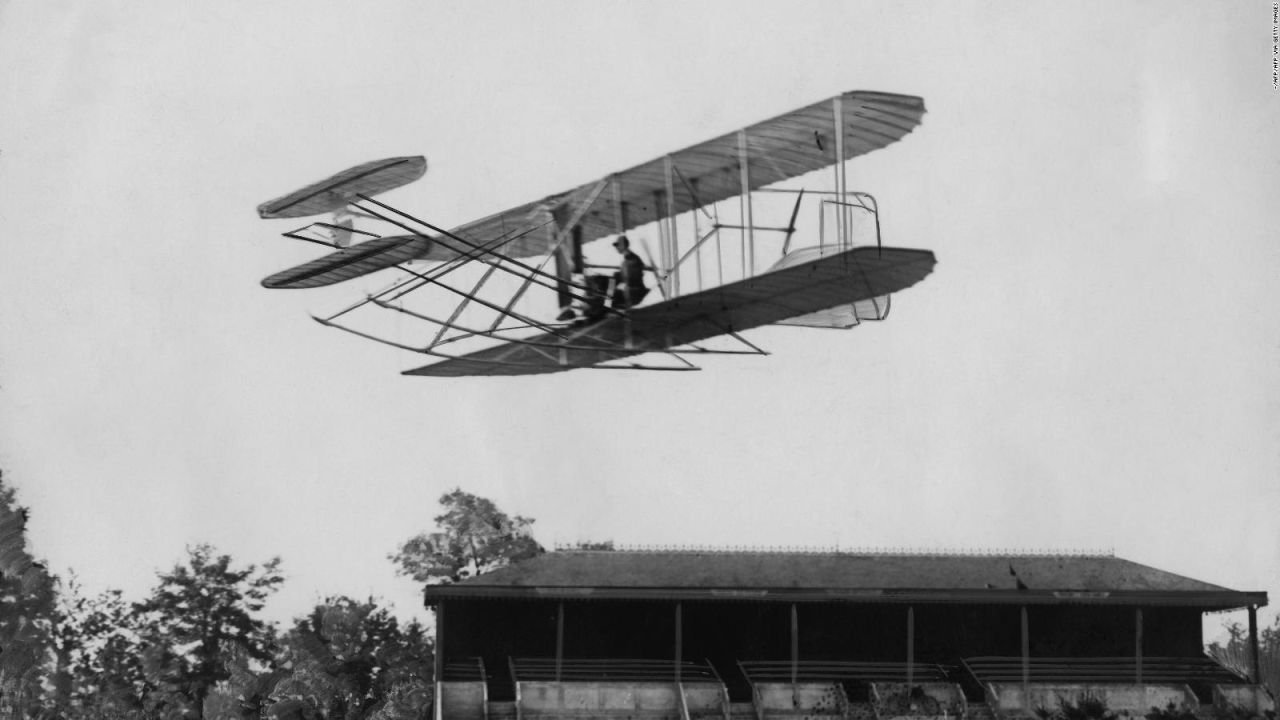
top-left (753, 682), bottom-right (847, 717)
top-left (1213, 685), bottom-right (1276, 715)
top-left (438, 681), bottom-right (487, 720)
top-left (516, 680), bottom-right (727, 719)
top-left (869, 682), bottom-right (966, 720)
top-left (985, 683), bottom-right (1197, 718)
top-left (682, 683), bottom-right (731, 719)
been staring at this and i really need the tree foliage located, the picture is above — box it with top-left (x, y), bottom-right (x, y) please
top-left (0, 470), bottom-right (56, 719)
top-left (269, 596), bottom-right (434, 720)
top-left (0, 482), bottom-right (561, 718)
top-left (50, 578), bottom-right (151, 718)
top-left (390, 489), bottom-right (543, 584)
top-left (132, 544), bottom-right (284, 719)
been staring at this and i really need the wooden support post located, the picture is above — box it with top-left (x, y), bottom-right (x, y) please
top-left (790, 603), bottom-right (799, 686)
top-left (571, 224), bottom-right (584, 274)
top-left (832, 96), bottom-right (847, 247)
top-left (1020, 606), bottom-right (1030, 711)
top-left (907, 606), bottom-right (915, 688)
top-left (675, 602), bottom-right (684, 683)
top-left (1135, 608), bottom-right (1144, 683)
top-left (434, 601), bottom-right (445, 720)
top-left (664, 155), bottom-right (679, 296)
top-left (552, 221), bottom-right (572, 313)
top-left (690, 178), bottom-right (703, 291)
top-left (650, 189), bottom-right (664, 297)
top-left (1249, 605), bottom-right (1261, 684)
top-left (737, 129), bottom-right (753, 277)
top-left (435, 601), bottom-right (445, 683)
top-left (612, 176), bottom-right (624, 232)
top-left (556, 601), bottom-right (564, 682)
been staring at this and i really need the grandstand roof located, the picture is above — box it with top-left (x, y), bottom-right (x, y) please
top-left (423, 550), bottom-right (1265, 610)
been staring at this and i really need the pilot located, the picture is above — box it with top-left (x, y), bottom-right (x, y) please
top-left (611, 235), bottom-right (648, 310)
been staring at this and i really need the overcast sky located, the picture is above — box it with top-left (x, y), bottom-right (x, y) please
top-left (1, 1), bottom-right (1277, 637)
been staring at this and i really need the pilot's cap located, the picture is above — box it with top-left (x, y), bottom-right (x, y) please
top-left (612, 235), bottom-right (630, 248)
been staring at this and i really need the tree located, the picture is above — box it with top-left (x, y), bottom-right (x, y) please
top-left (271, 596), bottom-right (434, 720)
top-left (50, 578), bottom-right (150, 718)
top-left (203, 644), bottom-right (289, 720)
top-left (0, 470), bottom-right (56, 719)
top-left (132, 544), bottom-right (284, 718)
top-left (390, 490), bottom-right (543, 584)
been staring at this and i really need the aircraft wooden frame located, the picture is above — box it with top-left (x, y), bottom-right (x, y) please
top-left (255, 91), bottom-right (938, 377)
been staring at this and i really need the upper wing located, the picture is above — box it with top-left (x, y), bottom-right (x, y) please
top-left (402, 245), bottom-right (936, 377)
top-left (257, 156), bottom-right (427, 219)
top-left (258, 92), bottom-right (923, 288)
top-left (446, 91), bottom-right (926, 257)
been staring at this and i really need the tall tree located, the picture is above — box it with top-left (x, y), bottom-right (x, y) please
top-left (133, 544), bottom-right (284, 718)
top-left (0, 470), bottom-right (56, 719)
top-left (390, 489), bottom-right (543, 584)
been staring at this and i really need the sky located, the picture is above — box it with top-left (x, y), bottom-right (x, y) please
top-left (1, 1), bottom-right (1278, 639)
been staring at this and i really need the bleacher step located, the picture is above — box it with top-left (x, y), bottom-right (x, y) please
top-left (488, 701), bottom-right (517, 720)
top-left (968, 703), bottom-right (997, 720)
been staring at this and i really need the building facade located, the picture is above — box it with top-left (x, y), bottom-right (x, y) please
top-left (424, 550), bottom-right (1271, 720)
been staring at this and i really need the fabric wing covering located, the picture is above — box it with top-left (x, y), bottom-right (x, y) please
top-left (403, 245), bottom-right (936, 377)
top-left (260, 235), bottom-right (432, 289)
top-left (445, 91), bottom-right (926, 259)
top-left (257, 156), bottom-right (427, 219)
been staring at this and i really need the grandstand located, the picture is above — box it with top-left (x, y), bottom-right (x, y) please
top-left (423, 549), bottom-right (1271, 720)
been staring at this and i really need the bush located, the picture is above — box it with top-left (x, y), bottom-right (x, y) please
top-left (1035, 696), bottom-right (1118, 720)
top-left (1216, 703), bottom-right (1277, 720)
top-left (879, 686), bottom-right (941, 716)
top-left (1145, 702), bottom-right (1197, 720)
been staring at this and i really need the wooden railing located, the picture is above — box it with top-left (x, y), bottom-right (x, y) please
top-left (441, 656), bottom-right (487, 681)
top-left (961, 655), bottom-right (1249, 685)
top-left (738, 660), bottom-right (954, 684)
top-left (509, 657), bottom-right (722, 683)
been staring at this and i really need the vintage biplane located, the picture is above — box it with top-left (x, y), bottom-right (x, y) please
top-left (256, 90), bottom-right (937, 376)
